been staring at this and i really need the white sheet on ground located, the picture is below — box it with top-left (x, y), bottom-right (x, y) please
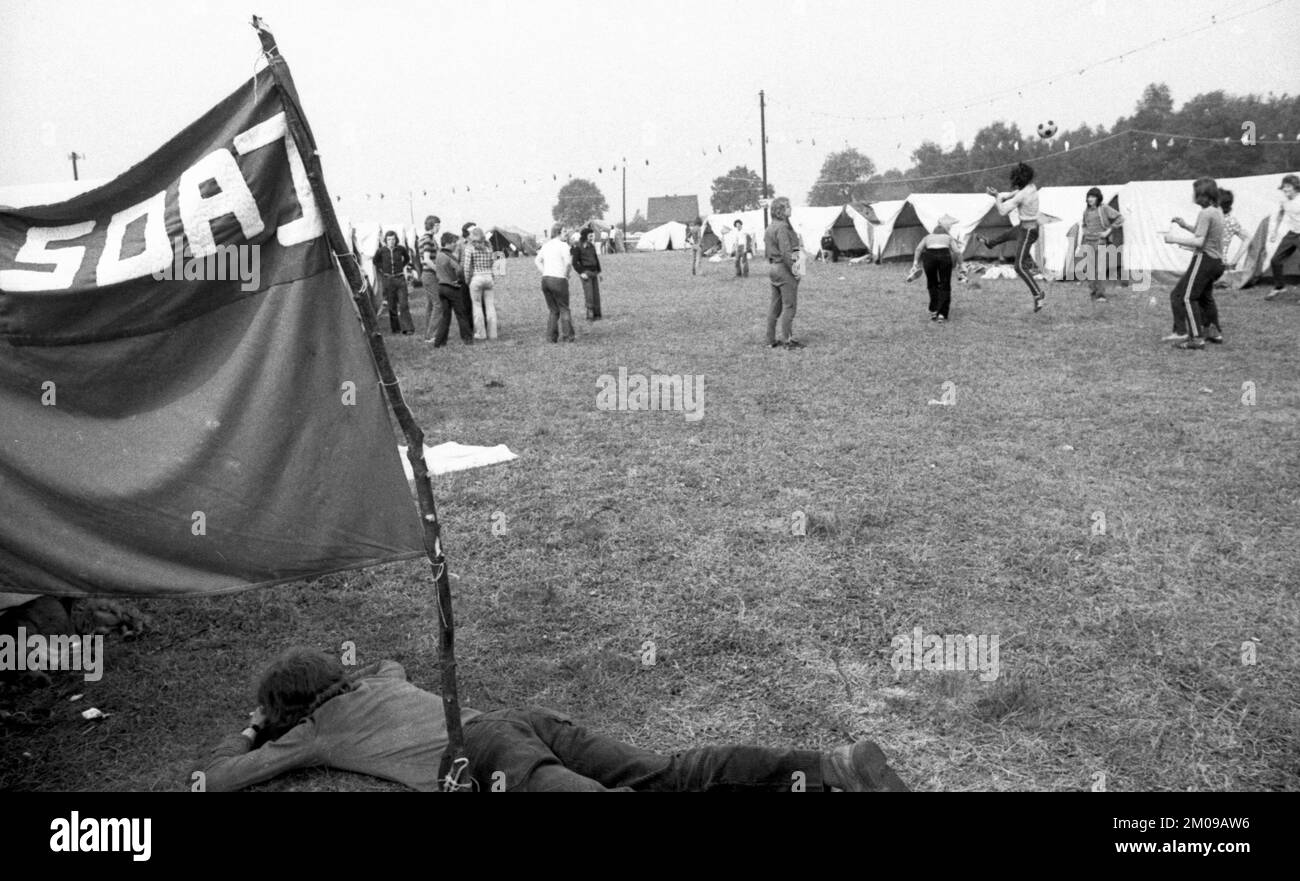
top-left (397, 442), bottom-right (518, 480)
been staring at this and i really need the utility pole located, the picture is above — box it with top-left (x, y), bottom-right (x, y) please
top-left (759, 91), bottom-right (769, 228)
top-left (621, 157), bottom-right (627, 237)
top-left (68, 152), bottom-right (84, 181)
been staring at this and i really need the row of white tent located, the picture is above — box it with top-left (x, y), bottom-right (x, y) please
top-left (630, 171), bottom-right (1300, 287)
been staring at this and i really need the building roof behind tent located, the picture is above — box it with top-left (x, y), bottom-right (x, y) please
top-left (647, 195), bottom-right (700, 225)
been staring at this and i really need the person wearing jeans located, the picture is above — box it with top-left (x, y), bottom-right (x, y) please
top-left (431, 232), bottom-right (474, 346)
top-left (570, 226), bottom-right (603, 320)
top-left (371, 230), bottom-right (415, 334)
top-left (463, 227), bottom-right (499, 340)
top-left (196, 647), bottom-right (911, 792)
top-left (535, 223), bottom-right (575, 343)
top-left (733, 219), bottom-right (751, 277)
top-left (764, 197), bottom-right (802, 349)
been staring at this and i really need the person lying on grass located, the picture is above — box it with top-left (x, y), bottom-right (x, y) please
top-left (195, 646), bottom-right (910, 792)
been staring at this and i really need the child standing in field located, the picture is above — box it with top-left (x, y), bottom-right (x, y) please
top-left (909, 222), bottom-right (963, 322)
top-left (1163, 177), bottom-right (1226, 349)
top-left (1265, 173), bottom-right (1300, 300)
top-left (1216, 189), bottom-right (1251, 286)
top-left (1078, 187), bottom-right (1123, 302)
top-left (980, 162), bottom-right (1047, 312)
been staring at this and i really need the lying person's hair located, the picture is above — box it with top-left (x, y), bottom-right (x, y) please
top-left (255, 648), bottom-right (379, 744)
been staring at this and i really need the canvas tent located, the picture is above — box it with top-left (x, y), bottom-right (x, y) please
top-left (867, 200), bottom-right (906, 261)
top-left (489, 225), bottom-right (538, 256)
top-left (877, 194), bottom-right (1014, 262)
top-left (700, 209), bottom-right (766, 255)
top-left (818, 203), bottom-right (876, 258)
top-left (1115, 171), bottom-right (1299, 285)
top-left (636, 220), bottom-right (689, 250)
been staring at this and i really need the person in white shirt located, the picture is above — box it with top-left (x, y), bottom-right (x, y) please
top-left (979, 162), bottom-right (1047, 312)
top-left (1266, 173), bottom-right (1300, 300)
top-left (534, 224), bottom-right (575, 343)
top-left (732, 220), bottom-right (751, 277)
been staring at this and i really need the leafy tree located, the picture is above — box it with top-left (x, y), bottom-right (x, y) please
top-left (710, 165), bottom-right (771, 212)
top-left (807, 148), bottom-right (877, 205)
top-left (625, 209), bottom-right (651, 233)
top-left (552, 179), bottom-right (608, 227)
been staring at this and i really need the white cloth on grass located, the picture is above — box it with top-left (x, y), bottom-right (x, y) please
top-left (397, 442), bottom-right (517, 481)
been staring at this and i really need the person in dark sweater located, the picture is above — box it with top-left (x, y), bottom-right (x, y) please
top-left (430, 232), bottom-right (474, 347)
top-left (571, 227), bottom-right (603, 320)
top-left (372, 230), bottom-right (415, 334)
top-left (196, 647), bottom-right (911, 792)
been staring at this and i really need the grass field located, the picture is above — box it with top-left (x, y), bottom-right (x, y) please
top-left (3, 250), bottom-right (1298, 792)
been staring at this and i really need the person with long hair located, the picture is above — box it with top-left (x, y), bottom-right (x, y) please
top-left (196, 646), bottom-right (910, 792)
top-left (571, 226), bottom-right (604, 320)
top-left (1162, 177), bottom-right (1226, 349)
top-left (371, 230), bottom-right (416, 334)
top-left (764, 197), bottom-right (804, 349)
top-left (1078, 187), bottom-right (1123, 302)
top-left (979, 162), bottom-right (1047, 312)
top-left (463, 227), bottom-right (499, 340)
top-left (909, 222), bottom-right (963, 322)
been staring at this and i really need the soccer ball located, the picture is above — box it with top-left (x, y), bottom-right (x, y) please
top-left (1037, 121), bottom-right (1058, 139)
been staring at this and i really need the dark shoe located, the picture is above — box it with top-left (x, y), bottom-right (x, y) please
top-left (768, 341), bottom-right (783, 348)
top-left (784, 339), bottom-right (805, 349)
top-left (930, 312), bottom-right (938, 321)
top-left (1175, 338), bottom-right (1206, 349)
top-left (1206, 324), bottom-right (1224, 343)
top-left (828, 740), bottom-right (910, 792)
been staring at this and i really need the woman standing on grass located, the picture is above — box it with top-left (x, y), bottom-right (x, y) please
top-left (980, 162), bottom-right (1047, 312)
top-left (1078, 187), bottom-right (1123, 302)
top-left (1162, 177), bottom-right (1226, 349)
top-left (463, 227), bottom-right (498, 340)
top-left (764, 196), bottom-right (804, 349)
top-left (909, 222), bottom-right (963, 322)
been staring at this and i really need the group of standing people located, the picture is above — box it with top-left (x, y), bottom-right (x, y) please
top-left (371, 216), bottom-right (500, 346)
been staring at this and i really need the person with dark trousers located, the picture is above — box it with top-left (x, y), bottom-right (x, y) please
top-left (734, 219), bottom-right (752, 277)
top-left (1162, 177), bottom-right (1226, 349)
top-left (979, 162), bottom-right (1047, 312)
top-left (430, 232), bottom-right (474, 347)
top-left (1266, 174), bottom-right (1300, 300)
top-left (196, 647), bottom-right (911, 792)
top-left (419, 215), bottom-right (442, 342)
top-left (764, 196), bottom-right (804, 349)
top-left (372, 230), bottom-right (415, 334)
top-left (571, 226), bottom-right (603, 320)
top-left (1078, 187), bottom-right (1123, 301)
top-left (535, 223), bottom-right (575, 342)
top-left (909, 222), bottom-right (963, 322)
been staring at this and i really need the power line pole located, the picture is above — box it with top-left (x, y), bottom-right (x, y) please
top-left (622, 157), bottom-right (627, 238)
top-left (68, 152), bottom-right (84, 181)
top-left (759, 91), bottom-right (769, 228)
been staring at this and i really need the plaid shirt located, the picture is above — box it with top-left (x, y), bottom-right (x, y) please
top-left (464, 245), bottom-right (495, 277)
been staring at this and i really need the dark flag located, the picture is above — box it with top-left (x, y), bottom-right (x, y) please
top-left (0, 67), bottom-right (425, 597)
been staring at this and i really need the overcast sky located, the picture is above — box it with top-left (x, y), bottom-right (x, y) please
top-left (1, 0), bottom-right (1296, 233)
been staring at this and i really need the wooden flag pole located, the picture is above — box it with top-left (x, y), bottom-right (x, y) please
top-left (250, 16), bottom-right (469, 790)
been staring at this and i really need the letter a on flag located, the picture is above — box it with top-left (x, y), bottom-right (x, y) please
top-left (0, 68), bottom-right (424, 597)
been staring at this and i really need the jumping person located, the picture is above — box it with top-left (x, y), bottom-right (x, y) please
top-left (1162, 177), bottom-right (1226, 349)
top-left (733, 219), bottom-right (751, 277)
top-left (764, 196), bottom-right (804, 349)
top-left (910, 222), bottom-right (963, 322)
top-left (1265, 174), bottom-right (1300, 300)
top-left (463, 227), bottom-right (499, 340)
top-left (372, 230), bottom-right (416, 334)
top-left (431, 232), bottom-right (474, 347)
top-left (1078, 187), bottom-right (1123, 301)
top-left (571, 227), bottom-right (603, 320)
top-left (980, 162), bottom-right (1047, 312)
top-left (535, 223), bottom-right (575, 343)
top-left (195, 647), bottom-right (911, 792)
